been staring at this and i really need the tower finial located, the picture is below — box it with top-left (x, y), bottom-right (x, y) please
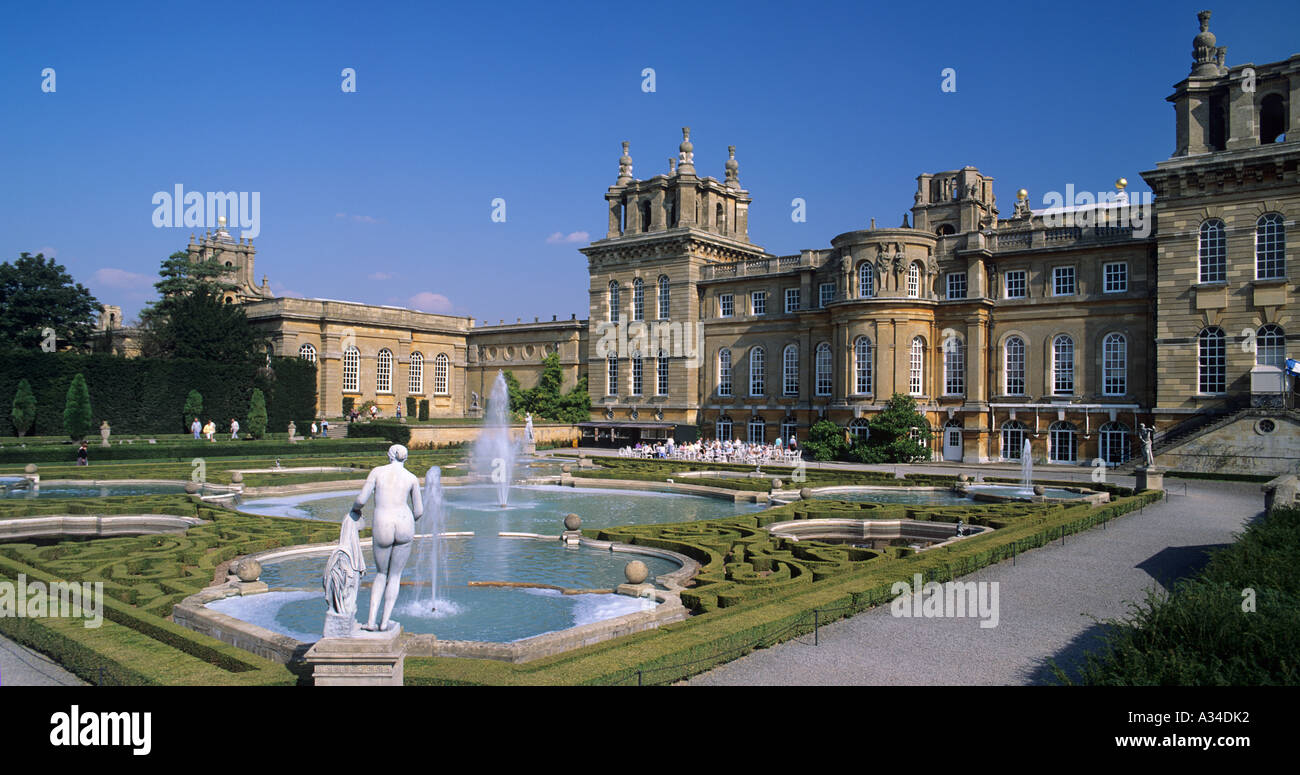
top-left (616, 141), bottom-right (633, 185)
top-left (724, 145), bottom-right (739, 189)
top-left (1191, 10), bottom-right (1222, 76)
top-left (677, 127), bottom-right (695, 175)
top-left (669, 157), bottom-right (676, 174)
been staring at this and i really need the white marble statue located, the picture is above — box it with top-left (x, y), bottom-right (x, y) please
top-left (524, 413), bottom-right (534, 442)
top-left (354, 444), bottom-right (423, 632)
top-left (1138, 423), bottom-right (1155, 468)
top-left (323, 509), bottom-right (366, 636)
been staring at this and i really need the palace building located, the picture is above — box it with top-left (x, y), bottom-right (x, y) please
top-left (92, 10), bottom-right (1296, 470)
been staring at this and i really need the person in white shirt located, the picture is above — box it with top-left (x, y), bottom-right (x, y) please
top-left (230, 418), bottom-right (240, 440)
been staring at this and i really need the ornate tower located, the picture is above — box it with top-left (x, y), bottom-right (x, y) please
top-left (186, 216), bottom-right (272, 304)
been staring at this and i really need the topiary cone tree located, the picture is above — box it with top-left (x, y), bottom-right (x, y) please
top-left (11, 379), bottom-right (37, 437)
top-left (247, 388), bottom-right (268, 439)
top-left (63, 373), bottom-right (93, 441)
top-left (182, 389), bottom-right (204, 432)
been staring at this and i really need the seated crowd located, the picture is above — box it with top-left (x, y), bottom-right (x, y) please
top-left (617, 437), bottom-right (800, 464)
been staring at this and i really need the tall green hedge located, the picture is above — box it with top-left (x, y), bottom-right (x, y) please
top-left (0, 351), bottom-right (316, 437)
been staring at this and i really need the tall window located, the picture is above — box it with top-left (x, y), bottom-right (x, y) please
top-left (780, 419), bottom-right (798, 445)
top-left (784, 288), bottom-right (800, 313)
top-left (434, 353), bottom-right (450, 395)
top-left (1049, 421), bottom-right (1078, 463)
top-left (632, 277), bottom-right (644, 321)
top-left (1053, 266), bottom-right (1076, 296)
top-left (1256, 213), bottom-right (1286, 280)
top-left (608, 281), bottom-right (620, 323)
top-left (343, 346), bottom-right (359, 392)
top-left (630, 353), bottom-right (643, 395)
top-left (782, 344), bottom-right (798, 396)
top-left (1198, 327), bottom-right (1226, 394)
top-left (1004, 270), bottom-right (1027, 299)
top-left (1099, 422), bottom-right (1131, 465)
top-left (858, 263), bottom-right (874, 298)
top-left (409, 351), bottom-right (424, 394)
top-left (1005, 336), bottom-right (1026, 395)
top-left (848, 418), bottom-right (870, 444)
top-left (716, 203), bottom-right (726, 234)
top-left (716, 416), bottom-right (733, 441)
top-left (1102, 334), bottom-right (1126, 395)
top-left (718, 349), bottom-right (732, 396)
top-left (376, 348), bottom-right (393, 393)
top-left (819, 282), bottom-right (834, 308)
top-left (815, 342), bottom-right (832, 396)
top-left (607, 358), bottom-right (618, 395)
top-left (749, 347), bottom-right (765, 396)
top-left (751, 290), bottom-right (766, 315)
top-left (946, 272), bottom-right (967, 300)
top-left (854, 336), bottom-right (873, 394)
top-left (1257, 324), bottom-right (1285, 369)
top-left (907, 263), bottom-right (920, 298)
top-left (1199, 219), bottom-right (1226, 283)
top-left (944, 338), bottom-right (965, 395)
top-left (1001, 421), bottom-right (1026, 460)
top-left (1052, 335), bottom-right (1074, 395)
top-left (298, 343), bottom-right (316, 363)
top-left (909, 336), bottom-right (924, 396)
top-left (1103, 262), bottom-right (1128, 293)
top-left (657, 350), bottom-right (669, 395)
top-left (657, 275), bottom-right (670, 319)
top-left (719, 293), bottom-right (734, 317)
top-left (747, 417), bottom-right (765, 443)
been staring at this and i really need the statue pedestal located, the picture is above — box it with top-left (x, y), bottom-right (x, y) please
top-left (523, 441), bottom-right (536, 456)
top-left (305, 624), bottom-right (406, 686)
top-left (1135, 467), bottom-right (1165, 493)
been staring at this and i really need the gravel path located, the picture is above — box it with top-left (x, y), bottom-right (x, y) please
top-left (687, 480), bottom-right (1263, 686)
top-left (0, 633), bottom-right (86, 686)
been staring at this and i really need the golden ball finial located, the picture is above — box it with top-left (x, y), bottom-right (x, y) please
top-left (1016, 188), bottom-right (1028, 201)
top-left (217, 215), bottom-right (228, 227)
top-left (1115, 177), bottom-right (1128, 190)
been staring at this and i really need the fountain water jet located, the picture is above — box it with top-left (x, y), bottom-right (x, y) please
top-left (417, 466), bottom-right (448, 611)
top-left (1020, 438), bottom-right (1033, 495)
top-left (472, 371), bottom-right (519, 507)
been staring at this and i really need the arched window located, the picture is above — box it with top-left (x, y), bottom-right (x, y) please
top-left (1052, 335), bottom-right (1074, 395)
top-left (782, 344), bottom-right (798, 396)
top-left (944, 337), bottom-right (965, 395)
top-left (657, 350), bottom-right (669, 396)
top-left (815, 342), bottom-right (832, 396)
top-left (716, 416), bottom-right (733, 442)
top-left (749, 347), bottom-right (765, 396)
top-left (632, 277), bottom-right (644, 321)
top-left (657, 275), bottom-right (670, 319)
top-left (1257, 324), bottom-right (1285, 369)
top-left (1099, 421), bottom-right (1131, 465)
top-left (376, 348), bottom-right (393, 393)
top-left (608, 281), bottom-right (620, 323)
top-left (718, 348), bottom-right (733, 396)
top-left (1000, 420), bottom-right (1027, 460)
top-left (1257, 213), bottom-right (1286, 280)
top-left (849, 418), bottom-right (870, 444)
top-left (1004, 336), bottom-right (1025, 395)
top-left (1048, 421), bottom-right (1078, 463)
top-left (1199, 219), bottom-right (1226, 283)
top-left (716, 203), bottom-right (726, 234)
top-left (343, 346), bottom-right (360, 392)
top-left (606, 357), bottom-right (618, 395)
top-left (1198, 327), bottom-right (1226, 394)
top-left (630, 351), bottom-right (643, 395)
top-left (409, 351), bottom-right (424, 394)
top-left (747, 416), bottom-right (765, 443)
top-left (1102, 334), bottom-right (1126, 396)
top-left (858, 262), bottom-right (874, 298)
top-left (434, 353), bottom-right (450, 395)
top-left (907, 263), bottom-right (920, 298)
top-left (854, 336), bottom-right (873, 394)
top-left (1260, 93), bottom-right (1286, 144)
top-left (640, 200), bottom-right (651, 233)
top-left (909, 336), bottom-right (924, 396)
top-left (298, 343), bottom-right (317, 364)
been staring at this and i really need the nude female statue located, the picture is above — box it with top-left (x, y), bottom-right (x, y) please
top-left (353, 444), bottom-right (423, 632)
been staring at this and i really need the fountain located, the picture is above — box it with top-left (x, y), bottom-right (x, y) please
top-left (472, 371), bottom-right (519, 507)
top-left (417, 466), bottom-right (449, 611)
top-left (1020, 438), bottom-right (1033, 495)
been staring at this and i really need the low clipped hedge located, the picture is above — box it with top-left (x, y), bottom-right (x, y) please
top-left (345, 421), bottom-right (411, 445)
top-left (0, 437), bottom-right (388, 465)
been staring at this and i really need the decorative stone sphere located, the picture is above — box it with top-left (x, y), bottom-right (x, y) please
top-left (799, 487), bottom-right (813, 500)
top-left (1115, 177), bottom-right (1128, 190)
top-left (561, 464), bottom-right (571, 474)
top-left (24, 463), bottom-right (37, 474)
top-left (770, 478), bottom-right (783, 490)
top-left (236, 559), bottom-right (262, 582)
top-left (564, 513), bottom-right (582, 531)
top-left (184, 481), bottom-right (200, 494)
top-left (625, 560), bottom-right (649, 585)
top-left (1016, 188), bottom-right (1028, 201)
top-left (958, 473), bottom-right (970, 482)
top-left (230, 471), bottom-right (244, 483)
top-left (1033, 485), bottom-right (1045, 496)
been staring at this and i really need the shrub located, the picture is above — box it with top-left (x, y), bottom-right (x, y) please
top-left (63, 373), bottom-right (93, 440)
top-left (347, 420), bottom-right (411, 445)
top-left (11, 379), bottom-right (36, 437)
top-left (802, 420), bottom-right (847, 461)
top-left (181, 389), bottom-right (203, 432)
top-left (342, 396), bottom-right (355, 416)
top-left (418, 399), bottom-right (429, 421)
top-left (247, 388), bottom-right (267, 439)
top-left (405, 396), bottom-right (417, 418)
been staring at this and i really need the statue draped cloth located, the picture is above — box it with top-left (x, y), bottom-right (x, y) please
top-left (324, 512), bottom-right (365, 617)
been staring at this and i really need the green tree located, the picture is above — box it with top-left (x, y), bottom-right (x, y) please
top-left (803, 419), bottom-right (848, 461)
top-left (0, 252), bottom-right (100, 351)
top-left (182, 389), bottom-right (204, 431)
top-left (63, 373), bottom-right (93, 440)
top-left (501, 370), bottom-right (524, 413)
top-left (137, 251), bottom-right (265, 361)
top-left (10, 379), bottom-right (37, 437)
top-left (247, 388), bottom-right (268, 439)
top-left (856, 393), bottom-right (932, 463)
top-left (554, 373), bottom-right (591, 423)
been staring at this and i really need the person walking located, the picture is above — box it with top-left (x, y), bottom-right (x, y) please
top-left (230, 418), bottom-right (240, 440)
top-left (204, 419), bottom-right (216, 441)
top-left (311, 420), bottom-right (319, 439)
top-left (191, 417), bottom-right (202, 440)
top-left (322, 418), bottom-right (330, 436)
top-left (76, 441), bottom-right (88, 466)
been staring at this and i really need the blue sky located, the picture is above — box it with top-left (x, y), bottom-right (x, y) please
top-left (2, 0), bottom-right (1297, 323)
